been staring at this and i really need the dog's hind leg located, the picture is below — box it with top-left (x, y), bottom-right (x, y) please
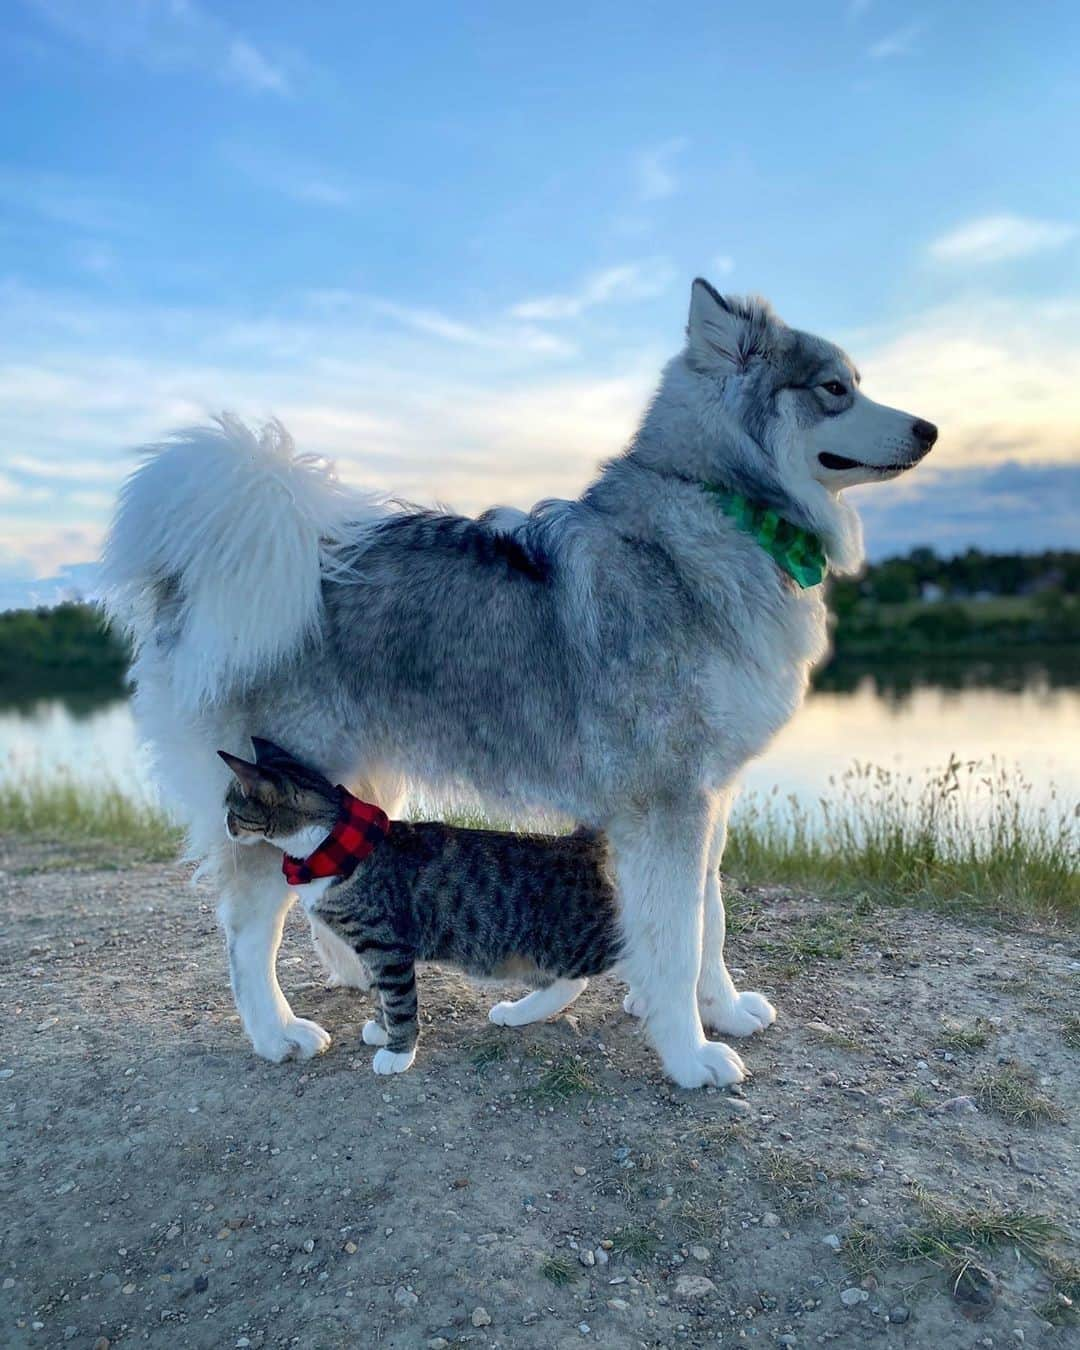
top-left (216, 842), bottom-right (332, 1061)
top-left (610, 796), bottom-right (745, 1089)
top-left (697, 791), bottom-right (776, 1037)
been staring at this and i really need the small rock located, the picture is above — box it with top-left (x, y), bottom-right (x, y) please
top-left (427, 1340), bottom-right (449, 1349)
top-left (822, 1234), bottom-right (842, 1251)
top-left (63, 1328), bottom-right (77, 1342)
top-left (573, 1165), bottom-right (587, 1176)
top-left (35, 1017), bottom-right (59, 1032)
top-left (607, 1298), bottom-right (630, 1312)
top-left (92, 1341), bottom-right (110, 1350)
top-left (0, 1069), bottom-right (14, 1080)
top-left (578, 1324), bottom-right (590, 1335)
top-left (344, 1241), bottom-right (358, 1254)
top-left (822, 1071), bottom-right (839, 1086)
top-left (675, 1275), bottom-right (717, 1298)
top-left (778, 1337), bottom-right (797, 1348)
top-left (762, 1212), bottom-right (781, 1228)
top-left (472, 1306), bottom-right (492, 1327)
top-left (840, 1287), bottom-right (869, 1307)
top-left (690, 1244), bottom-right (711, 1262)
top-left (1012, 1331), bottom-right (1024, 1344)
top-left (805, 1020), bottom-right (833, 1034)
top-left (888, 1305), bottom-right (910, 1325)
top-left (1, 1278), bottom-right (13, 1290)
top-left (936, 1096), bottom-right (978, 1115)
top-left (301, 1238), bottom-right (315, 1254)
top-left (121, 1283), bottom-right (136, 1295)
top-left (594, 1247), bottom-right (609, 1265)
top-left (394, 1287), bottom-right (418, 1308)
top-left (579, 1248), bottom-right (595, 1267)
top-left (722, 1095), bottom-right (751, 1115)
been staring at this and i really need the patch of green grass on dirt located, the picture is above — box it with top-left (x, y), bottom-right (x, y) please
top-left (840, 1223), bottom-right (888, 1280)
top-left (539, 1252), bottom-right (579, 1286)
top-left (526, 1053), bottom-right (599, 1104)
top-left (1062, 1016), bottom-right (1080, 1050)
top-left (974, 1066), bottom-right (1063, 1124)
top-left (466, 1030), bottom-right (515, 1069)
top-left (726, 757), bottom-right (1079, 924)
top-left (758, 1149), bottom-right (830, 1218)
top-left (940, 1018), bottom-right (994, 1051)
top-left (609, 1224), bottom-right (661, 1261)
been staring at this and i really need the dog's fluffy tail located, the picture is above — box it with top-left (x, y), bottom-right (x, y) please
top-left (102, 414), bottom-right (382, 709)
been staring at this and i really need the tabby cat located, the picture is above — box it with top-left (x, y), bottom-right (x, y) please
top-left (219, 738), bottom-right (624, 1074)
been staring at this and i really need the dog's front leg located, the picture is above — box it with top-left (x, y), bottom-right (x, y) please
top-left (217, 844), bottom-right (331, 1061)
top-left (697, 792), bottom-right (776, 1037)
top-left (611, 796), bottom-right (745, 1089)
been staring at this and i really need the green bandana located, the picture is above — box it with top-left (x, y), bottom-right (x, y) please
top-left (702, 483), bottom-right (827, 589)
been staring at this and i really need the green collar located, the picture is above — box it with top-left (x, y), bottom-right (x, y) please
top-left (701, 483), bottom-right (827, 588)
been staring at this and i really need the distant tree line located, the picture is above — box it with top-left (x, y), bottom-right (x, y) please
top-left (0, 548), bottom-right (1076, 697)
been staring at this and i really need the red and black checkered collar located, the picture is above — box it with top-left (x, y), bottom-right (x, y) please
top-left (281, 788), bottom-right (390, 887)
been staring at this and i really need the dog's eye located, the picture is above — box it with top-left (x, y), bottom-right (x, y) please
top-left (820, 380), bottom-right (848, 398)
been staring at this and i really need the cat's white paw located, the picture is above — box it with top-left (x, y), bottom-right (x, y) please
top-left (362, 1019), bottom-right (389, 1046)
top-left (623, 991), bottom-right (647, 1018)
top-left (699, 989), bottom-right (776, 1037)
top-left (488, 1000), bottom-right (524, 1027)
top-left (661, 1038), bottom-right (745, 1089)
top-left (372, 1046), bottom-right (416, 1075)
top-left (251, 1017), bottom-right (332, 1063)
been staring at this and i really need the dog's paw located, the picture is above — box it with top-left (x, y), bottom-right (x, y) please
top-left (622, 991), bottom-right (647, 1018)
top-left (700, 990), bottom-right (776, 1037)
top-left (252, 1017), bottom-right (332, 1062)
top-left (488, 1001), bottom-right (522, 1027)
top-left (662, 1038), bottom-right (745, 1089)
top-left (362, 1019), bottom-right (389, 1046)
top-left (372, 1047), bottom-right (416, 1075)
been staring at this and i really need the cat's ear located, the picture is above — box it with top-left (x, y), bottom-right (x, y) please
top-left (250, 736), bottom-right (291, 765)
top-left (218, 750), bottom-right (272, 798)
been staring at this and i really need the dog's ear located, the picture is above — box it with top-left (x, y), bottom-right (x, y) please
top-left (218, 750), bottom-right (273, 799)
top-left (686, 278), bottom-right (772, 376)
top-left (251, 736), bottom-right (292, 765)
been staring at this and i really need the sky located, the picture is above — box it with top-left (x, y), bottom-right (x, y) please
top-left (1, 0), bottom-right (1078, 587)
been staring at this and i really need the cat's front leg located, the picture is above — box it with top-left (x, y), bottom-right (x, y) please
top-left (369, 953), bottom-right (419, 1074)
top-left (489, 977), bottom-right (588, 1026)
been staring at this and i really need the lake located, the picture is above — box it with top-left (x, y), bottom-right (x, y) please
top-left (2, 659), bottom-right (1077, 826)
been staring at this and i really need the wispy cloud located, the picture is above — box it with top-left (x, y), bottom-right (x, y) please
top-left (26, 0), bottom-right (292, 96)
top-left (632, 139), bottom-right (687, 203)
top-left (710, 255), bottom-right (735, 279)
top-left (847, 0), bottom-right (873, 19)
top-left (222, 145), bottom-right (357, 207)
top-left (867, 23), bottom-right (923, 60)
top-left (0, 166), bottom-right (131, 232)
top-left (510, 260), bottom-right (674, 322)
top-left (370, 299), bottom-right (576, 356)
top-left (928, 214), bottom-right (1078, 265)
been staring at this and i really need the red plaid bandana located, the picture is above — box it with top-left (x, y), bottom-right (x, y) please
top-left (281, 788), bottom-right (390, 887)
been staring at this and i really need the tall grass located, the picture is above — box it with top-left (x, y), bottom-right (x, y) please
top-left (0, 757), bottom-right (1075, 919)
top-left (0, 770), bottom-right (179, 860)
top-left (727, 756), bottom-right (1078, 922)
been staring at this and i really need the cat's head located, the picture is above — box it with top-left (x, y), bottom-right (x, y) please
top-left (218, 738), bottom-right (340, 854)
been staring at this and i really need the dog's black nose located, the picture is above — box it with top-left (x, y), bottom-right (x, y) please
top-left (912, 418), bottom-right (938, 450)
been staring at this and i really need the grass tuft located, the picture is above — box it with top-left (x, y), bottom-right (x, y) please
top-left (940, 1018), bottom-right (993, 1051)
top-left (609, 1224), bottom-right (661, 1261)
top-left (540, 1253), bottom-right (578, 1286)
top-left (897, 1188), bottom-right (1062, 1271)
top-left (840, 1223), bottom-right (888, 1280)
top-left (1062, 1017), bottom-right (1080, 1050)
top-left (974, 1066), bottom-right (1062, 1125)
top-left (758, 1150), bottom-right (829, 1218)
top-left (526, 1054), bottom-right (598, 1104)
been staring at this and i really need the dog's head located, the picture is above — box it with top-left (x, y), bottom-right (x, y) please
top-left (683, 278), bottom-right (937, 491)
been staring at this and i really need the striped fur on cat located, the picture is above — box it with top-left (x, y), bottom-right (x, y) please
top-left (219, 739), bottom-right (624, 1073)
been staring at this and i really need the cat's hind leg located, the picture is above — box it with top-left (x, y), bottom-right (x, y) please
top-left (489, 977), bottom-right (587, 1027)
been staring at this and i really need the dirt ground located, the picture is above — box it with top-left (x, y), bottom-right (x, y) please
top-left (1, 840), bottom-right (1077, 1350)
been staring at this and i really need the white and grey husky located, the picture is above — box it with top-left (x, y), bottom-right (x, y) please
top-left (103, 278), bottom-right (936, 1088)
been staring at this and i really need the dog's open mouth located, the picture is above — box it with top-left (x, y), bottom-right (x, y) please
top-left (818, 451), bottom-right (912, 474)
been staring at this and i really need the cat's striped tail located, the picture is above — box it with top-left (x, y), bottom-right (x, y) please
top-left (101, 414), bottom-right (383, 710)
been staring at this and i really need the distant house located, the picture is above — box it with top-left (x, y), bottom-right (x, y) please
top-left (920, 581), bottom-right (945, 603)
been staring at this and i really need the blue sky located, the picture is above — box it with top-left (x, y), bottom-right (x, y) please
top-left (1, 0), bottom-right (1078, 582)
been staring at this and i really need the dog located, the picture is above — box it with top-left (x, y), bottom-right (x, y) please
top-left (102, 278), bottom-right (936, 1088)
